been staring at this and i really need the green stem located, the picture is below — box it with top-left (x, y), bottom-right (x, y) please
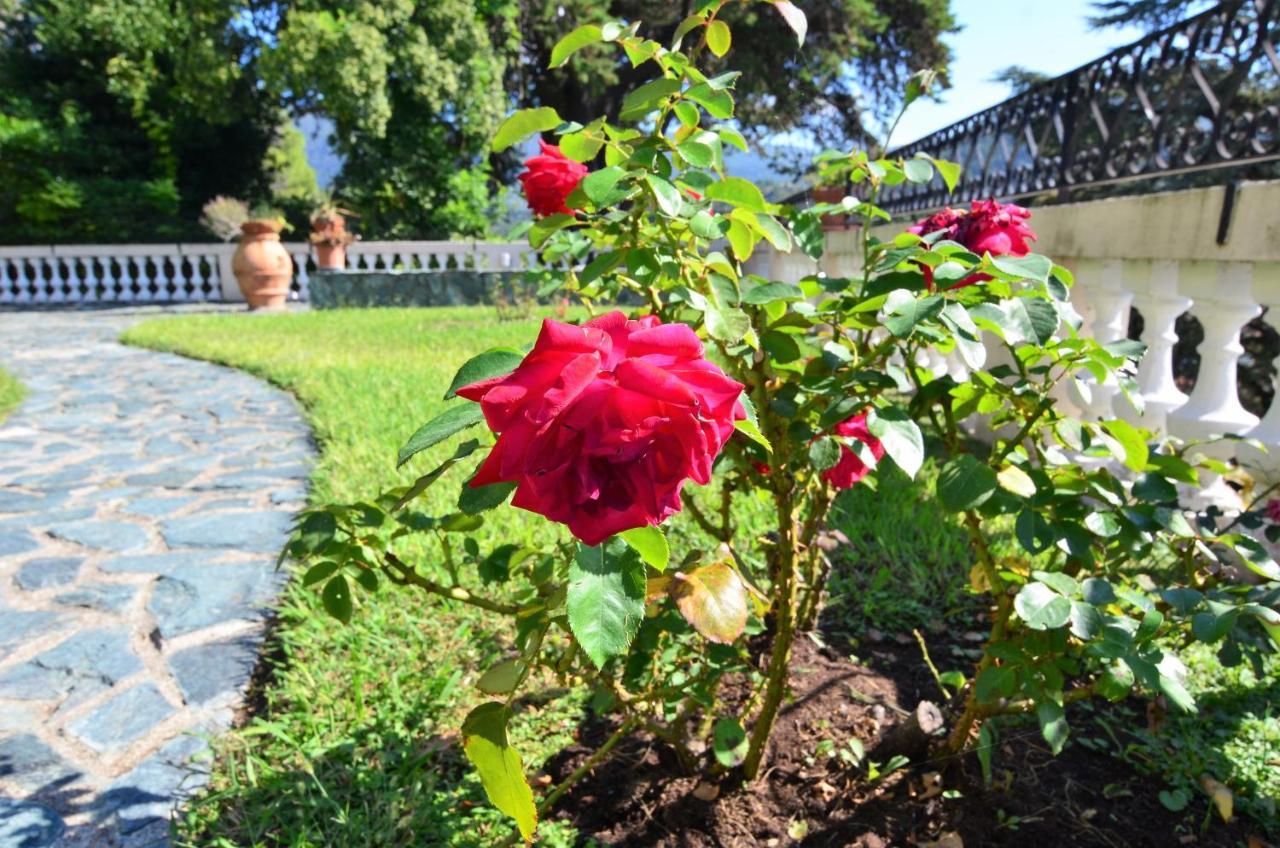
top-left (382, 553), bottom-right (521, 616)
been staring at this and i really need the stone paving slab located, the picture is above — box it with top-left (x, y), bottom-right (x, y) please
top-left (0, 306), bottom-right (313, 847)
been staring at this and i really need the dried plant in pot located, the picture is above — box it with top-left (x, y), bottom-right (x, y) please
top-left (309, 202), bottom-right (357, 270)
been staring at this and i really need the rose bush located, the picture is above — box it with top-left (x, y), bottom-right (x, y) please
top-left (456, 311), bottom-right (745, 545)
top-left (284, 4), bottom-right (1280, 843)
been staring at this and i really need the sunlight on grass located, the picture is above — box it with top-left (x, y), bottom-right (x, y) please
top-left (0, 367), bottom-right (25, 422)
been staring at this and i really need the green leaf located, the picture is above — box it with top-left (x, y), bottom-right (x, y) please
top-left (932, 157), bottom-right (961, 191)
top-left (677, 139), bottom-right (715, 168)
top-left (884, 291), bottom-right (943, 338)
top-left (1070, 601), bottom-right (1103, 639)
top-left (713, 718), bottom-right (748, 767)
top-left (1015, 509), bottom-right (1055, 554)
top-left (476, 659), bottom-right (525, 695)
top-left (461, 702), bottom-right (538, 843)
top-left (394, 439), bottom-right (481, 510)
top-left (645, 173), bottom-right (684, 217)
top-left (990, 253), bottom-right (1052, 283)
top-left (868, 406), bottom-right (923, 479)
top-left (1037, 700), bottom-right (1069, 755)
top-left (1015, 582), bottom-right (1073, 630)
top-left (458, 476), bottom-right (516, 515)
top-left (704, 304), bottom-right (751, 342)
top-left (1101, 419), bottom-right (1149, 472)
top-left (685, 83), bottom-right (734, 119)
top-left (996, 465), bottom-right (1036, 498)
top-left (568, 539), bottom-right (646, 668)
top-left (1081, 577), bottom-right (1116, 605)
top-left (620, 77), bottom-right (681, 121)
top-left (530, 213), bottom-right (573, 248)
top-left (718, 127), bottom-right (748, 151)
top-left (706, 19), bottom-right (731, 56)
top-left (809, 437), bottom-right (842, 472)
top-left (937, 454), bottom-right (998, 512)
top-left (550, 23), bottom-right (603, 67)
top-left (322, 574), bottom-right (352, 624)
top-left (445, 348), bottom-right (523, 399)
top-left (742, 281), bottom-right (803, 305)
top-left (1032, 569), bottom-right (1079, 597)
top-left (690, 210), bottom-right (728, 239)
top-left (734, 395), bottom-right (772, 452)
top-left (704, 176), bottom-right (768, 212)
top-left (493, 107), bottom-right (561, 152)
top-left (975, 665), bottom-right (1017, 703)
top-left (620, 525), bottom-right (669, 572)
top-left (397, 404), bottom-right (485, 467)
top-left (902, 158), bottom-right (933, 183)
top-left (1003, 297), bottom-right (1059, 345)
top-left (582, 167), bottom-right (631, 209)
top-left (670, 561), bottom-right (750, 644)
top-left (303, 560), bottom-right (341, 587)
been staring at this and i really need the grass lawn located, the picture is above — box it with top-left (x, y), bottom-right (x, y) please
top-left (123, 306), bottom-right (1279, 845)
top-left (0, 367), bottom-right (25, 421)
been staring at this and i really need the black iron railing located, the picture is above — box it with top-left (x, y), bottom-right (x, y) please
top-left (876, 0), bottom-right (1280, 215)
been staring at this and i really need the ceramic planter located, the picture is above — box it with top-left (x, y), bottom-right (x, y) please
top-left (232, 221), bottom-right (293, 309)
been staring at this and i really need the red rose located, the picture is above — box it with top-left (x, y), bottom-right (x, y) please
top-left (1267, 499), bottom-right (1280, 523)
top-left (821, 413), bottom-right (884, 490)
top-left (518, 140), bottom-right (589, 218)
top-left (908, 200), bottom-right (1036, 290)
top-left (457, 312), bottom-right (746, 545)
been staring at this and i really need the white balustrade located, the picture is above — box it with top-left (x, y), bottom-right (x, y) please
top-left (0, 240), bottom-right (533, 306)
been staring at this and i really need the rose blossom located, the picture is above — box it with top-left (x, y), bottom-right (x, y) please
top-left (518, 140), bottom-right (589, 217)
top-left (457, 312), bottom-right (745, 545)
top-left (822, 412), bottom-right (884, 490)
top-left (1267, 499), bottom-right (1280, 523)
top-left (908, 199), bottom-right (1036, 290)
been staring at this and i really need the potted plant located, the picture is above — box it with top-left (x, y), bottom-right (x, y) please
top-left (309, 201), bottom-right (357, 270)
top-left (202, 197), bottom-right (294, 309)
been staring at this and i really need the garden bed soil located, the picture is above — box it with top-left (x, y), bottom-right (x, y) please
top-left (543, 635), bottom-right (1267, 848)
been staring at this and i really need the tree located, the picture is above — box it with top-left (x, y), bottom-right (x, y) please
top-left (0, 0), bottom-right (279, 243)
top-left (511, 0), bottom-right (957, 157)
top-left (259, 0), bottom-right (519, 239)
top-left (1088, 0), bottom-right (1214, 29)
top-left (990, 65), bottom-right (1052, 95)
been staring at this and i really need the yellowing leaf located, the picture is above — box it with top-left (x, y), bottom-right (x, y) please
top-left (997, 465), bottom-right (1037, 498)
top-left (670, 562), bottom-right (749, 644)
top-left (1199, 774), bottom-right (1234, 822)
top-left (706, 19), bottom-right (731, 57)
top-left (461, 703), bottom-right (538, 842)
top-left (476, 659), bottom-right (524, 695)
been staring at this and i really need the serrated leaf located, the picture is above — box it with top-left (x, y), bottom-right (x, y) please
top-left (1003, 297), bottom-right (1059, 344)
top-left (868, 406), bottom-right (923, 479)
top-left (809, 437), bottom-right (842, 472)
top-left (581, 166), bottom-right (631, 207)
top-left (704, 176), bottom-right (768, 212)
top-left (445, 348), bottom-right (524, 399)
top-left (458, 474), bottom-right (516, 515)
top-left (742, 281), bottom-right (804, 305)
top-left (677, 139), bottom-right (715, 168)
top-left (937, 454), bottom-right (997, 511)
top-left (990, 253), bottom-right (1053, 283)
top-left (933, 157), bottom-right (961, 191)
top-left (394, 439), bottom-right (481, 510)
top-left (620, 525), bottom-right (669, 572)
top-left (645, 173), bottom-right (684, 217)
top-left (493, 107), bottom-right (561, 152)
top-left (1015, 582), bottom-right (1072, 630)
top-left (704, 304), bottom-right (751, 341)
top-left (568, 539), bottom-right (646, 668)
top-left (550, 23), bottom-right (603, 67)
top-left (620, 77), bottom-right (681, 121)
top-left (685, 83), bottom-right (734, 119)
top-left (397, 404), bottom-right (485, 467)
top-left (1101, 419), bottom-right (1149, 472)
top-left (462, 702), bottom-right (538, 843)
top-left (670, 561), bottom-right (749, 644)
top-left (884, 291), bottom-right (943, 337)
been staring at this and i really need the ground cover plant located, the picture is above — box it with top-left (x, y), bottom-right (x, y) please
top-left (262, 3), bottom-right (1280, 844)
top-left (0, 367), bottom-right (25, 421)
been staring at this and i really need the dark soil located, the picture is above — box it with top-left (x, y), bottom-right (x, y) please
top-left (543, 632), bottom-right (1270, 848)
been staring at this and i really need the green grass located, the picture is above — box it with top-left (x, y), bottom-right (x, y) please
top-left (123, 306), bottom-right (1278, 844)
top-left (0, 367), bottom-right (25, 422)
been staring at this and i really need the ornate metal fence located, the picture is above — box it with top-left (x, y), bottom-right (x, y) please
top-left (878, 0), bottom-right (1280, 215)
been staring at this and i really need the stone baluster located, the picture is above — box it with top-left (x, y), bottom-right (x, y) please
top-left (1123, 259), bottom-right (1191, 434)
top-left (1167, 261), bottom-right (1261, 442)
top-left (1238, 262), bottom-right (1280, 478)
top-left (1065, 258), bottom-right (1133, 420)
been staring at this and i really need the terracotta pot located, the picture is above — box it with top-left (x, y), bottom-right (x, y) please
top-left (811, 186), bottom-right (851, 231)
top-left (232, 221), bottom-right (293, 309)
top-left (314, 242), bottom-right (346, 270)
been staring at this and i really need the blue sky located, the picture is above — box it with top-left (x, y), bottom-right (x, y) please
top-left (893, 0), bottom-right (1145, 144)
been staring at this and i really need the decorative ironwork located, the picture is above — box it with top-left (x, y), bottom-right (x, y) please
top-left (877, 0), bottom-right (1280, 215)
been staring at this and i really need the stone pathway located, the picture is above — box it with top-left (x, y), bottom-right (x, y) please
top-left (0, 307), bottom-right (313, 847)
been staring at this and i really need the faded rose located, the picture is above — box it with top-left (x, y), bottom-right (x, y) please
top-left (457, 312), bottom-right (745, 545)
top-left (909, 199), bottom-right (1036, 289)
top-left (518, 140), bottom-right (588, 217)
top-left (822, 413), bottom-right (884, 490)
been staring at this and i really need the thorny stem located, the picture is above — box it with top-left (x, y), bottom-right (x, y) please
top-left (382, 553), bottom-right (521, 616)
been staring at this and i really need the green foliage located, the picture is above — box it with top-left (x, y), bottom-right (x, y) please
top-left (0, 367), bottom-right (25, 422)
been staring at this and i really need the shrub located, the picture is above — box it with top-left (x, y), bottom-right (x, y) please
top-left (284, 4), bottom-right (1280, 842)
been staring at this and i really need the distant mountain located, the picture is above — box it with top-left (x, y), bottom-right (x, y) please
top-left (298, 115), bottom-right (344, 190)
